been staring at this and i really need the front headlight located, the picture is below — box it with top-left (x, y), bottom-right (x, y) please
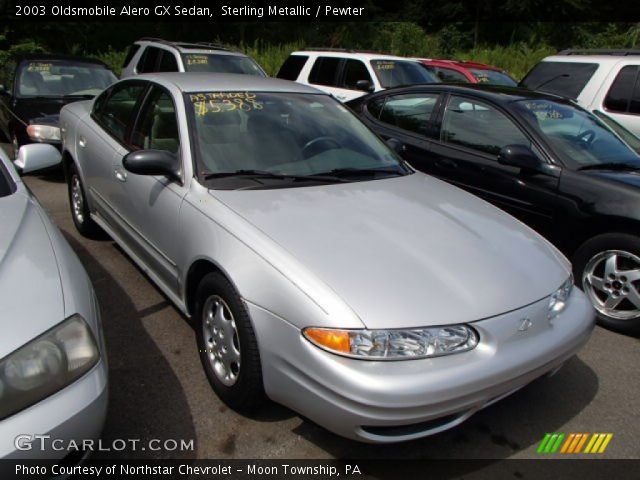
top-left (26, 124), bottom-right (61, 142)
top-left (548, 275), bottom-right (574, 319)
top-left (303, 325), bottom-right (478, 360)
top-left (0, 315), bottom-right (99, 420)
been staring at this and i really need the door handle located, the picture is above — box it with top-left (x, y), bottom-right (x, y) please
top-left (114, 167), bottom-right (127, 182)
top-left (78, 137), bottom-right (87, 148)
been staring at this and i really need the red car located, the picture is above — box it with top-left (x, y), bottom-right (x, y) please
top-left (417, 59), bottom-right (517, 86)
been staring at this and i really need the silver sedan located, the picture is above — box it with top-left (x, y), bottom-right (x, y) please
top-left (59, 73), bottom-right (594, 443)
top-left (0, 145), bottom-right (107, 458)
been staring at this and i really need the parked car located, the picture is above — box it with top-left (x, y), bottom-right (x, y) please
top-left (0, 144), bottom-right (107, 459)
top-left (277, 49), bottom-right (439, 102)
top-left (121, 38), bottom-right (267, 78)
top-left (349, 83), bottom-right (640, 335)
top-left (520, 49), bottom-right (640, 137)
top-left (59, 73), bottom-right (593, 442)
top-left (0, 54), bottom-right (118, 158)
top-left (418, 58), bottom-right (517, 86)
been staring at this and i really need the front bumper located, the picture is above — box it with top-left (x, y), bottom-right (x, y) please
top-left (0, 359), bottom-right (108, 459)
top-left (249, 288), bottom-right (595, 443)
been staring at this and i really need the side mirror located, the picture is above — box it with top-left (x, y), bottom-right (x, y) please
top-left (123, 149), bottom-right (180, 180)
top-left (497, 144), bottom-right (541, 171)
top-left (14, 144), bottom-right (61, 174)
top-left (385, 137), bottom-right (405, 154)
top-left (355, 80), bottom-right (374, 92)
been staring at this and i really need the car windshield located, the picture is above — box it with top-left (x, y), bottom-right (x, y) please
top-left (16, 60), bottom-right (117, 98)
top-left (186, 92), bottom-right (409, 189)
top-left (514, 99), bottom-right (640, 168)
top-left (181, 53), bottom-right (265, 76)
top-left (371, 60), bottom-right (438, 88)
top-left (469, 68), bottom-right (517, 86)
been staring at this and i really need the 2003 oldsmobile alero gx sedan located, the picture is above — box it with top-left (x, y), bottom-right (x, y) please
top-left (59, 73), bottom-right (594, 443)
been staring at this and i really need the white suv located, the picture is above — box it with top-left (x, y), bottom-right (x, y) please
top-left (521, 49), bottom-right (640, 136)
top-left (121, 38), bottom-right (266, 78)
top-left (277, 49), bottom-right (439, 102)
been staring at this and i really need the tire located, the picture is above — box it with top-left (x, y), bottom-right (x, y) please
top-left (67, 162), bottom-right (102, 238)
top-left (573, 232), bottom-right (640, 336)
top-left (195, 272), bottom-right (266, 412)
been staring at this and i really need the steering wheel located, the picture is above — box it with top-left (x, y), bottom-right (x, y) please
top-left (577, 129), bottom-right (596, 145)
top-left (302, 136), bottom-right (341, 158)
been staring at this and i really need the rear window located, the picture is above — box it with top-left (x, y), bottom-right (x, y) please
top-left (123, 44), bottom-right (140, 68)
top-left (371, 60), bottom-right (438, 88)
top-left (520, 61), bottom-right (598, 99)
top-left (469, 68), bottom-right (517, 86)
top-left (181, 53), bottom-right (265, 76)
top-left (277, 55), bottom-right (308, 80)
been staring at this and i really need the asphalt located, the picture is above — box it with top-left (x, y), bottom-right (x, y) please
top-left (8, 144), bottom-right (639, 460)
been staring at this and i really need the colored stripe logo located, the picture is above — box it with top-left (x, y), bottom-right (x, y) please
top-left (537, 433), bottom-right (613, 454)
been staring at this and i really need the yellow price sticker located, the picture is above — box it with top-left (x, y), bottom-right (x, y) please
top-left (189, 92), bottom-right (263, 116)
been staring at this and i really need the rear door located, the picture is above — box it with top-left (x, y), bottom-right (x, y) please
top-left (79, 80), bottom-right (148, 226)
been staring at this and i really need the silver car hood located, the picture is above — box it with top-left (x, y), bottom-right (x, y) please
top-left (0, 190), bottom-right (64, 357)
top-left (212, 173), bottom-right (569, 329)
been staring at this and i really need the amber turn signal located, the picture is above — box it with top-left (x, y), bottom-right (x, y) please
top-left (303, 328), bottom-right (351, 354)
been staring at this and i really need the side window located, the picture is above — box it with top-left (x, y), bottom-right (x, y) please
top-left (379, 93), bottom-right (440, 137)
top-left (137, 47), bottom-right (161, 73)
top-left (95, 83), bottom-right (147, 143)
top-left (92, 89), bottom-right (109, 117)
top-left (441, 95), bottom-right (530, 156)
top-left (366, 97), bottom-right (385, 119)
top-left (605, 65), bottom-right (639, 114)
top-left (308, 57), bottom-right (342, 87)
top-left (158, 51), bottom-right (179, 73)
top-left (123, 44), bottom-right (141, 68)
top-left (276, 55), bottom-right (308, 80)
top-left (342, 59), bottom-right (372, 90)
top-left (131, 88), bottom-right (179, 154)
top-left (435, 67), bottom-right (469, 83)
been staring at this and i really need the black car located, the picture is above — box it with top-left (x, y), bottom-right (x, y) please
top-left (0, 54), bottom-right (117, 157)
top-left (349, 84), bottom-right (640, 335)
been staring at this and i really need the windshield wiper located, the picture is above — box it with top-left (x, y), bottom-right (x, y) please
top-left (63, 94), bottom-right (95, 99)
top-left (578, 162), bottom-right (640, 171)
top-left (202, 169), bottom-right (347, 183)
top-left (309, 167), bottom-right (405, 178)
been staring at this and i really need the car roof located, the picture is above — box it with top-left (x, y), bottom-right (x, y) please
top-left (15, 53), bottom-right (110, 67)
top-left (290, 50), bottom-right (418, 62)
top-left (540, 55), bottom-right (627, 66)
top-left (375, 83), bottom-right (571, 104)
top-left (419, 58), bottom-right (502, 71)
top-left (134, 39), bottom-right (247, 57)
top-left (135, 72), bottom-right (325, 94)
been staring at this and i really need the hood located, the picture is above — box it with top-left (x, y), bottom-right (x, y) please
top-left (212, 173), bottom-right (569, 329)
top-left (580, 169), bottom-right (640, 189)
top-left (0, 189), bottom-right (64, 358)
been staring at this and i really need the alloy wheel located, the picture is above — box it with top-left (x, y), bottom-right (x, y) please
top-left (201, 295), bottom-right (241, 386)
top-left (71, 175), bottom-right (85, 224)
top-left (582, 249), bottom-right (640, 320)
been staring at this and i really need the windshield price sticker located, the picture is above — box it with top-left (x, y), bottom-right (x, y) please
top-left (375, 61), bottom-right (396, 70)
top-left (185, 55), bottom-right (209, 66)
top-left (26, 62), bottom-right (52, 73)
top-left (190, 92), bottom-right (263, 116)
top-left (524, 101), bottom-right (565, 120)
